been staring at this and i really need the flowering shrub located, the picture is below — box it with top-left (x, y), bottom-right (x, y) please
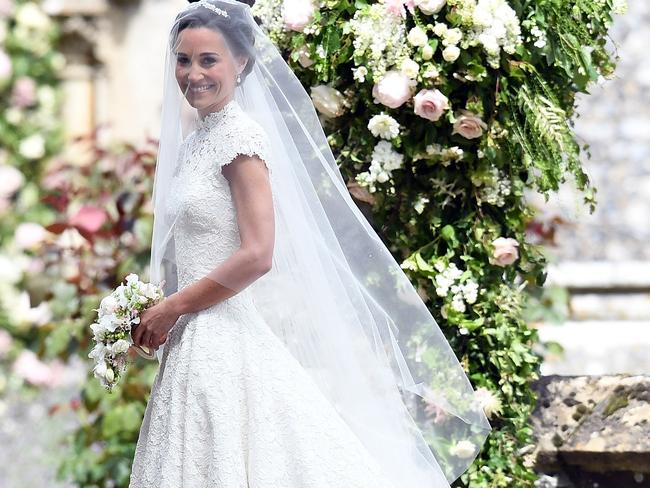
top-left (251, 0), bottom-right (626, 484)
top-left (0, 128), bottom-right (160, 485)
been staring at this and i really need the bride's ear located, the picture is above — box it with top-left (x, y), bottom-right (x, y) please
top-left (235, 55), bottom-right (249, 76)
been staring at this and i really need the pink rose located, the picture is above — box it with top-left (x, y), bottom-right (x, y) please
top-left (283, 0), bottom-right (316, 32)
top-left (491, 237), bottom-right (519, 266)
top-left (384, 0), bottom-right (416, 17)
top-left (0, 0), bottom-right (14, 18)
top-left (12, 349), bottom-right (65, 388)
top-left (372, 70), bottom-right (414, 109)
top-left (10, 76), bottom-right (37, 108)
top-left (413, 89), bottom-right (449, 122)
top-left (69, 205), bottom-right (108, 234)
top-left (452, 110), bottom-right (487, 139)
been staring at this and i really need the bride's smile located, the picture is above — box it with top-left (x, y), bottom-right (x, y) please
top-left (173, 26), bottom-right (247, 117)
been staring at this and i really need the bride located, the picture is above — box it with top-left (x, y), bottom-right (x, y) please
top-left (128, 0), bottom-right (491, 486)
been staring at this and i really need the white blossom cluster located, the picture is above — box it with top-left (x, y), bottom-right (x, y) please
top-left (88, 273), bottom-right (164, 392)
top-left (367, 113), bottom-right (401, 139)
top-left (355, 140), bottom-right (404, 193)
top-left (413, 143), bottom-right (464, 166)
top-left (475, 167), bottom-right (512, 207)
top-left (345, 4), bottom-right (410, 79)
top-left (433, 261), bottom-right (479, 315)
top-left (413, 195), bottom-right (430, 214)
top-left (448, 0), bottom-right (523, 68)
top-left (250, 0), bottom-right (290, 43)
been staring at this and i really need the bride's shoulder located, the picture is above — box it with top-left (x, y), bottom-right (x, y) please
top-left (233, 111), bottom-right (269, 140)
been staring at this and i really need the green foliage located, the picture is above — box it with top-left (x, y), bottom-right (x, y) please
top-left (252, 0), bottom-right (623, 484)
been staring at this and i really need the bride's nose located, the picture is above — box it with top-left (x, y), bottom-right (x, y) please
top-left (187, 64), bottom-right (205, 84)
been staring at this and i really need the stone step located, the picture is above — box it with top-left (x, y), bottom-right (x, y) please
top-left (531, 375), bottom-right (650, 486)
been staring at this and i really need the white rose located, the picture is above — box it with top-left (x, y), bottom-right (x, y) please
top-left (432, 22), bottom-right (447, 37)
top-left (407, 26), bottom-right (428, 47)
top-left (491, 237), bottom-right (519, 266)
top-left (283, 0), bottom-right (315, 32)
top-left (372, 70), bottom-right (414, 109)
top-left (400, 58), bottom-right (420, 79)
top-left (310, 85), bottom-right (346, 118)
top-left (443, 27), bottom-right (462, 45)
top-left (415, 0), bottom-right (446, 15)
top-left (452, 110), bottom-right (487, 139)
top-left (18, 134), bottom-right (45, 159)
top-left (442, 45), bottom-right (460, 62)
top-left (413, 88), bottom-right (449, 122)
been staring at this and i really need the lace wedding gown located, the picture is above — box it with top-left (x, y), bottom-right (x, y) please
top-left (128, 99), bottom-right (398, 488)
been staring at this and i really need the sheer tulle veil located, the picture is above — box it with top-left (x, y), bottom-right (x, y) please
top-left (149, 0), bottom-right (491, 484)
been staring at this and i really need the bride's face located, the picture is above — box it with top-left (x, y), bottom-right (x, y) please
top-left (174, 27), bottom-right (247, 114)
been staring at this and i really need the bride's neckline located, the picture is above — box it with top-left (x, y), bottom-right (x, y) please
top-left (196, 99), bottom-right (239, 130)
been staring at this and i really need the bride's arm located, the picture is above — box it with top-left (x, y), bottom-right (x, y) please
top-left (165, 154), bottom-right (274, 316)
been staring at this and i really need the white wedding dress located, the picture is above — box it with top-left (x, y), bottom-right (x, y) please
top-left (128, 99), bottom-right (398, 488)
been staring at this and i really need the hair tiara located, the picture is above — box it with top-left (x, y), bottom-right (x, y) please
top-left (184, 0), bottom-right (229, 18)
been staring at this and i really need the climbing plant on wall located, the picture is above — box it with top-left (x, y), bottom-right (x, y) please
top-left (250, 0), bottom-right (626, 485)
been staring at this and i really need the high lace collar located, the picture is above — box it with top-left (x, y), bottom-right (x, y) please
top-left (196, 99), bottom-right (239, 131)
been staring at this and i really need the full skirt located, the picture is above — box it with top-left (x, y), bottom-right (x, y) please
top-left (128, 297), bottom-right (398, 488)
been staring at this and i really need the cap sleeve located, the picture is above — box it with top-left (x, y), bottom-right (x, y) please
top-left (219, 120), bottom-right (272, 175)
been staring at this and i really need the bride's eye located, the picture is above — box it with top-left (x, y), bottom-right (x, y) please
top-left (201, 56), bottom-right (217, 66)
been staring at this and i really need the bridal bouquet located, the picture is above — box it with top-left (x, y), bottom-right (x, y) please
top-left (88, 273), bottom-right (164, 392)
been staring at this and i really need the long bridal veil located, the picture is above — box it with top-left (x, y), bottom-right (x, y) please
top-left (149, 0), bottom-right (491, 485)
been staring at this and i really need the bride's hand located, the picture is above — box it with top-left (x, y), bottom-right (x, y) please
top-left (131, 299), bottom-right (181, 350)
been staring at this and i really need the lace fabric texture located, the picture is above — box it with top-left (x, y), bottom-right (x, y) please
top-left (128, 100), bottom-right (405, 488)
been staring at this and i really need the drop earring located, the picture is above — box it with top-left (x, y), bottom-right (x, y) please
top-left (236, 74), bottom-right (241, 85)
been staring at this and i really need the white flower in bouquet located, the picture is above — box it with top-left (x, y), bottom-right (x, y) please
top-left (88, 274), bottom-right (164, 392)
